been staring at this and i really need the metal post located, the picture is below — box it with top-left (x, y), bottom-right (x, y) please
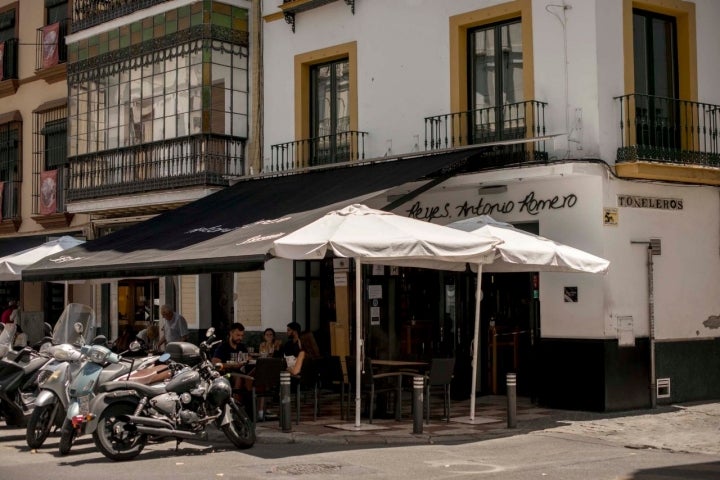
top-left (280, 371), bottom-right (292, 432)
top-left (506, 373), bottom-right (517, 428)
top-left (413, 375), bottom-right (423, 434)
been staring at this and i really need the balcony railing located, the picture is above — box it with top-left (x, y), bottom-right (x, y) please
top-left (73, 0), bottom-right (170, 32)
top-left (0, 38), bottom-right (18, 81)
top-left (35, 19), bottom-right (70, 71)
top-left (425, 100), bottom-right (548, 165)
top-left (615, 93), bottom-right (720, 166)
top-left (67, 134), bottom-right (245, 201)
top-left (268, 130), bottom-right (367, 173)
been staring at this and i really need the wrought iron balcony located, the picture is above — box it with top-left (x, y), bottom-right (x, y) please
top-left (73, 0), bottom-right (170, 32)
top-left (35, 19), bottom-right (70, 71)
top-left (67, 134), bottom-right (245, 201)
top-left (425, 100), bottom-right (548, 166)
top-left (280, 0), bottom-right (355, 32)
top-left (615, 93), bottom-right (720, 166)
top-left (268, 130), bottom-right (367, 172)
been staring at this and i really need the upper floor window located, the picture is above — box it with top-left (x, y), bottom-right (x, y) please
top-left (0, 5), bottom-right (18, 81)
top-left (632, 9), bottom-right (679, 150)
top-left (469, 19), bottom-right (523, 111)
top-left (0, 112), bottom-right (21, 220)
top-left (310, 58), bottom-right (349, 139)
top-left (468, 19), bottom-right (525, 143)
top-left (68, 40), bottom-right (248, 157)
top-left (33, 101), bottom-right (68, 216)
top-left (37, 0), bottom-right (69, 71)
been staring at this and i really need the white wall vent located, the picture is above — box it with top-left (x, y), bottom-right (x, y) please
top-left (657, 378), bottom-right (671, 399)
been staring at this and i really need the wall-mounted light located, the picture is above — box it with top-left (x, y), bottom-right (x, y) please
top-left (478, 185), bottom-right (508, 195)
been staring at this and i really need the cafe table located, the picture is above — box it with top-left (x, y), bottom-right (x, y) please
top-left (368, 359), bottom-right (428, 419)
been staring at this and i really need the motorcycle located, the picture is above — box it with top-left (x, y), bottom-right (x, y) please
top-left (58, 339), bottom-right (172, 455)
top-left (87, 328), bottom-right (255, 461)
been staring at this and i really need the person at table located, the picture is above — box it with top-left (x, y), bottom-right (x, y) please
top-left (157, 304), bottom-right (188, 350)
top-left (287, 330), bottom-right (320, 376)
top-left (259, 327), bottom-right (281, 357)
top-left (281, 321), bottom-right (303, 361)
top-left (211, 322), bottom-right (249, 372)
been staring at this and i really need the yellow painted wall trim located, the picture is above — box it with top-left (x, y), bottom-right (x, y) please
top-left (449, 0), bottom-right (534, 115)
top-left (263, 12), bottom-right (284, 23)
top-left (616, 162), bottom-right (720, 185)
top-left (622, 0), bottom-right (697, 101)
top-left (294, 41), bottom-right (358, 141)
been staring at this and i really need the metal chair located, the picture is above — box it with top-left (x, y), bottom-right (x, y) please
top-left (234, 357), bottom-right (284, 423)
top-left (291, 356), bottom-right (320, 424)
top-left (423, 357), bottom-right (455, 423)
top-left (346, 356), bottom-right (403, 423)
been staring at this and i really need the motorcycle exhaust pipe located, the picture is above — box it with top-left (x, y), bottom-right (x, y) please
top-left (133, 425), bottom-right (208, 440)
top-left (119, 414), bottom-right (174, 430)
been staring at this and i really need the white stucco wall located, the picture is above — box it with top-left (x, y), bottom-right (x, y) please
top-left (259, 0), bottom-right (720, 344)
top-left (260, 257), bottom-right (294, 331)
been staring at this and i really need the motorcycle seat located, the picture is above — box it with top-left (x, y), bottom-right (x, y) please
top-left (22, 356), bottom-right (50, 375)
top-left (100, 380), bottom-right (167, 397)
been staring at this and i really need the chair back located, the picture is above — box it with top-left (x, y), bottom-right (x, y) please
top-left (428, 357), bottom-right (455, 386)
top-left (253, 357), bottom-right (284, 390)
top-left (319, 355), bottom-right (345, 389)
top-left (298, 357), bottom-right (320, 388)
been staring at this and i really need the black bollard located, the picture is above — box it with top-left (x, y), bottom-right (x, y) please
top-left (413, 375), bottom-right (423, 434)
top-left (506, 373), bottom-right (517, 428)
top-left (280, 371), bottom-right (292, 432)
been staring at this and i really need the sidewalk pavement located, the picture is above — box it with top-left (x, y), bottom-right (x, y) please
top-left (211, 395), bottom-right (720, 455)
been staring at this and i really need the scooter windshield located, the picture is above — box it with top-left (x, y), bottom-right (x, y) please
top-left (0, 322), bottom-right (17, 356)
top-left (52, 303), bottom-right (97, 346)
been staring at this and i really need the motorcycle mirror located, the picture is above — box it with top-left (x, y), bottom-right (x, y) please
top-left (73, 322), bottom-right (84, 334)
top-left (159, 352), bottom-right (171, 363)
top-left (206, 327), bottom-right (215, 338)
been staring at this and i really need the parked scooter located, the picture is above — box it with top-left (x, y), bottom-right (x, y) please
top-left (58, 340), bottom-right (171, 455)
top-left (2, 303), bottom-right (98, 433)
top-left (88, 328), bottom-right (255, 461)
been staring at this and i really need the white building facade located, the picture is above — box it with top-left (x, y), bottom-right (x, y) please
top-left (258, 0), bottom-right (720, 411)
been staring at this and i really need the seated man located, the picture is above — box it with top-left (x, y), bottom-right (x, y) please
top-left (211, 322), bottom-right (249, 372)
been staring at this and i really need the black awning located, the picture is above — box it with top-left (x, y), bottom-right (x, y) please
top-left (23, 148), bottom-right (484, 281)
top-left (0, 234), bottom-right (51, 258)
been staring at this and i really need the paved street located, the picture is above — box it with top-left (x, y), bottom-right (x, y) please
top-left (1, 399), bottom-right (719, 479)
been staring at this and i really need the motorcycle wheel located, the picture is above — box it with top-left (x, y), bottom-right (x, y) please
top-left (221, 401), bottom-right (255, 449)
top-left (92, 403), bottom-right (146, 461)
top-left (26, 402), bottom-right (62, 449)
top-left (58, 418), bottom-right (77, 455)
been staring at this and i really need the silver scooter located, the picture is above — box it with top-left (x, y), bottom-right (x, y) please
top-left (24, 303), bottom-right (99, 448)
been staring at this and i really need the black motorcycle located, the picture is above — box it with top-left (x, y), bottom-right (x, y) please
top-left (87, 328), bottom-right (255, 461)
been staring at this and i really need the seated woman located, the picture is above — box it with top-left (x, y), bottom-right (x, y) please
top-left (259, 327), bottom-right (282, 357)
top-left (287, 331), bottom-right (321, 376)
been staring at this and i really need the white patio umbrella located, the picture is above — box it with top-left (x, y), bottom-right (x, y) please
top-left (272, 204), bottom-right (500, 428)
top-left (0, 236), bottom-right (85, 281)
top-left (447, 215), bottom-right (610, 421)
top-left (448, 215), bottom-right (610, 274)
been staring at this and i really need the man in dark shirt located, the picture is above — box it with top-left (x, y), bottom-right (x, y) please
top-left (211, 322), bottom-right (248, 371)
top-left (281, 321), bottom-right (302, 359)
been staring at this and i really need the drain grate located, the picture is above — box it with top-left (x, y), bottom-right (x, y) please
top-left (275, 464), bottom-right (343, 476)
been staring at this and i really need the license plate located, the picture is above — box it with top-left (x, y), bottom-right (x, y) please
top-left (78, 395), bottom-right (91, 415)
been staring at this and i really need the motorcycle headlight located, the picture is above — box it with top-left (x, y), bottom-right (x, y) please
top-left (86, 347), bottom-right (109, 364)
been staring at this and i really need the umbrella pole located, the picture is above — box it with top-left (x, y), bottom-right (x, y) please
top-left (355, 258), bottom-right (362, 427)
top-left (470, 264), bottom-right (483, 421)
